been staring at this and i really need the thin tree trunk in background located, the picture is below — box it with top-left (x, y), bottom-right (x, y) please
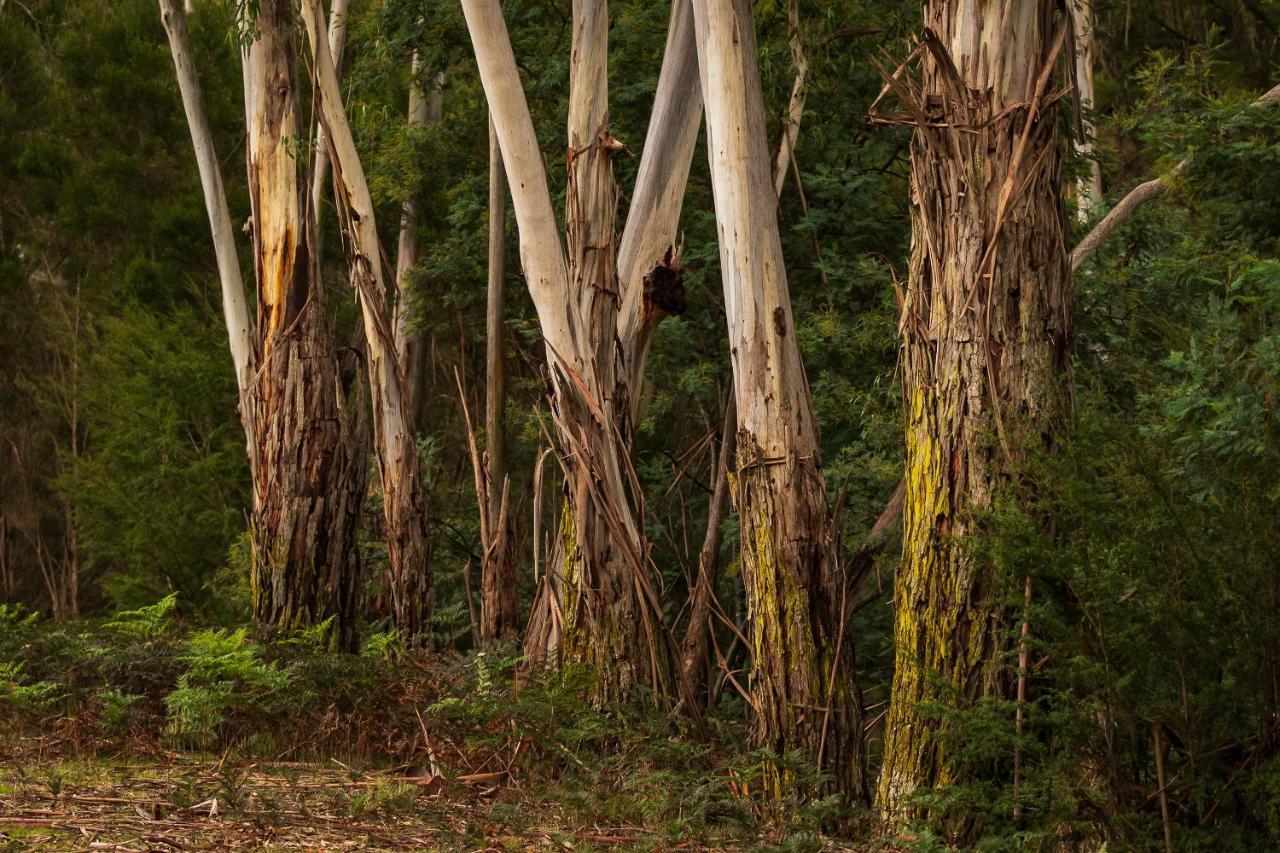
top-left (679, 398), bottom-right (735, 693)
top-left (1071, 0), bottom-right (1102, 219)
top-left (396, 63), bottom-right (444, 431)
top-left (310, 0), bottom-right (350, 232)
top-left (480, 115), bottom-right (518, 641)
top-left (691, 0), bottom-right (866, 801)
top-left (462, 0), bottom-right (676, 705)
top-left (243, 0), bottom-right (365, 651)
top-left (772, 0), bottom-right (807, 199)
top-left (302, 0), bottom-right (435, 640)
top-left (875, 1), bottom-right (1072, 830)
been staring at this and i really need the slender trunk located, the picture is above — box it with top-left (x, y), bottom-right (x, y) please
top-left (1071, 0), bottom-right (1102, 219)
top-left (772, 0), bottom-right (807, 199)
top-left (691, 0), bottom-right (865, 800)
top-left (876, 2), bottom-right (1072, 829)
top-left (614, 0), bottom-right (701, 431)
top-left (310, 0), bottom-right (350, 232)
top-left (243, 0), bottom-right (365, 651)
top-left (159, 0), bottom-right (254, 399)
top-left (396, 64), bottom-right (444, 431)
top-left (480, 115), bottom-right (518, 641)
top-left (462, 0), bottom-right (675, 704)
top-left (679, 398), bottom-right (735, 692)
top-left (302, 0), bottom-right (435, 639)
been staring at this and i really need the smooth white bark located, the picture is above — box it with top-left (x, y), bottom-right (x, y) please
top-left (158, 0), bottom-right (254, 395)
top-left (310, 0), bottom-right (351, 226)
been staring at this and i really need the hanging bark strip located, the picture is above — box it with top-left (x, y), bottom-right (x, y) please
top-left (242, 0), bottom-right (365, 651)
top-left (869, 2), bottom-right (1073, 828)
top-left (301, 0), bottom-right (435, 640)
top-left (691, 0), bottom-right (866, 801)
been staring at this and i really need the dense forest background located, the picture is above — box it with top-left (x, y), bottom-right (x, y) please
top-left (2, 0), bottom-right (1280, 848)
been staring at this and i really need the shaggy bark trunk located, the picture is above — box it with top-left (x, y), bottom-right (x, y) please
top-left (1071, 0), bottom-right (1102, 219)
top-left (480, 116), bottom-right (519, 641)
top-left (692, 0), bottom-right (866, 800)
top-left (244, 0), bottom-right (364, 651)
top-left (302, 0), bottom-right (435, 639)
top-left (462, 0), bottom-right (674, 704)
top-left (875, 2), bottom-right (1073, 828)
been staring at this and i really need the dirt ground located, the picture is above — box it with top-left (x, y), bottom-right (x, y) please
top-left (0, 743), bottom-right (675, 850)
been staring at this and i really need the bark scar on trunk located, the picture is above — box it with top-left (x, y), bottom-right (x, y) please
top-left (641, 247), bottom-right (686, 317)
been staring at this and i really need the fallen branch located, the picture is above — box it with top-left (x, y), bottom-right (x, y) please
top-left (1071, 83), bottom-right (1280, 271)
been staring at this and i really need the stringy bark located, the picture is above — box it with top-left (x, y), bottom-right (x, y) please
top-left (873, 2), bottom-right (1073, 828)
top-left (245, 0), bottom-right (363, 651)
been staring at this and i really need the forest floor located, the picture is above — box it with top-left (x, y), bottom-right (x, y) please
top-left (0, 742), bottom-right (703, 850)
top-left (0, 738), bottom-right (879, 851)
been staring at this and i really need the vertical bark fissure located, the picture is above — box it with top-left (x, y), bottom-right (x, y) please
top-left (874, 1), bottom-right (1073, 828)
top-left (301, 0), bottom-right (435, 640)
top-left (243, 0), bottom-right (364, 651)
top-left (691, 0), bottom-right (866, 800)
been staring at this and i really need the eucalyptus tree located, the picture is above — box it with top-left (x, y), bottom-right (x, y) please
top-left (873, 0), bottom-right (1073, 826)
top-left (459, 0), bottom-right (702, 704)
top-left (690, 0), bottom-right (866, 800)
top-left (160, 0), bottom-right (364, 648)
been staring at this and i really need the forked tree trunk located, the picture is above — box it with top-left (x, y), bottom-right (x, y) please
top-left (243, 0), bottom-right (365, 651)
top-left (462, 0), bottom-right (677, 704)
top-left (691, 0), bottom-right (865, 800)
top-left (301, 0), bottom-right (435, 639)
top-left (515, 0), bottom-right (702, 691)
top-left (480, 116), bottom-right (519, 641)
top-left (875, 1), bottom-right (1073, 828)
top-left (310, 0), bottom-right (350, 232)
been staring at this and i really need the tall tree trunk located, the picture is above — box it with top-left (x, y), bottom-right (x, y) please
top-left (1071, 0), bottom-right (1102, 219)
top-left (691, 0), bottom-right (866, 800)
top-left (462, 0), bottom-right (675, 705)
top-left (480, 115), bottom-right (519, 641)
top-left (395, 60), bottom-right (444, 432)
top-left (310, 0), bottom-right (350, 233)
top-left (875, 2), bottom-right (1073, 828)
top-left (242, 0), bottom-right (365, 651)
top-left (302, 0), bottom-right (435, 640)
top-left (159, 0), bottom-right (254, 401)
top-left (614, 0), bottom-right (701, 431)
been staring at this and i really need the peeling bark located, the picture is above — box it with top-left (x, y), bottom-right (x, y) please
top-left (462, 0), bottom-right (676, 704)
top-left (692, 0), bottom-right (865, 800)
top-left (874, 2), bottom-right (1073, 828)
top-left (301, 0), bottom-right (435, 639)
top-left (244, 0), bottom-right (364, 651)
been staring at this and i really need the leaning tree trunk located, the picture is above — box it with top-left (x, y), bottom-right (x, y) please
top-left (691, 0), bottom-right (865, 801)
top-left (302, 0), bottom-right (435, 639)
top-left (875, 1), bottom-right (1073, 828)
top-left (243, 0), bottom-right (365, 651)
